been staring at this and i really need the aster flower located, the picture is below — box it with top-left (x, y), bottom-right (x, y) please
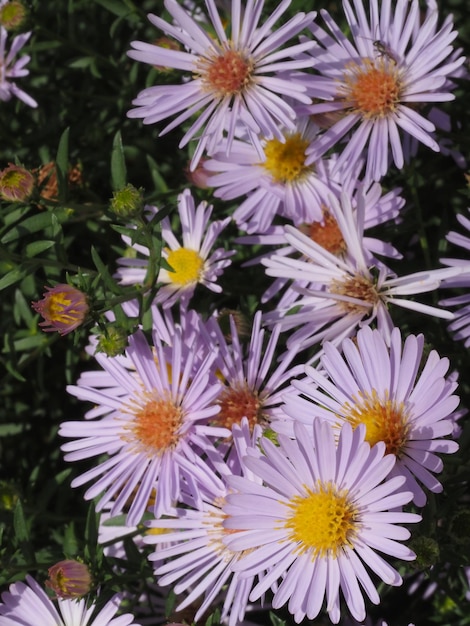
top-left (46, 559), bottom-right (93, 599)
top-left (222, 419), bottom-right (421, 624)
top-left (0, 26), bottom-right (37, 107)
top-left (207, 310), bottom-right (303, 442)
top-left (263, 191), bottom-right (460, 348)
top-left (0, 575), bottom-right (139, 626)
top-left (241, 177), bottom-right (404, 303)
top-left (144, 419), bottom-right (267, 626)
top-left (439, 208), bottom-right (470, 346)
top-left (304, 0), bottom-right (466, 181)
top-left (281, 326), bottom-right (460, 507)
top-left (204, 114), bottom-right (337, 233)
top-left (60, 327), bottom-right (230, 525)
top-left (116, 189), bottom-right (235, 309)
top-left (32, 283), bottom-right (89, 335)
top-left (127, 0), bottom-right (316, 168)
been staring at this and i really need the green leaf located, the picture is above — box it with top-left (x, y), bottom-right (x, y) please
top-left (94, 0), bottom-right (131, 17)
top-left (84, 503), bottom-right (99, 562)
top-left (91, 246), bottom-right (121, 294)
top-left (55, 127), bottom-right (70, 203)
top-left (1, 212), bottom-right (54, 243)
top-left (24, 240), bottom-right (56, 257)
top-left (146, 154), bottom-right (169, 193)
top-left (111, 130), bottom-right (127, 191)
top-left (13, 500), bottom-right (29, 542)
top-left (0, 267), bottom-right (27, 291)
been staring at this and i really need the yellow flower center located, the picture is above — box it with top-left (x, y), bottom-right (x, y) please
top-left (199, 48), bottom-right (253, 97)
top-left (302, 210), bottom-right (346, 256)
top-left (166, 247), bottom-right (204, 285)
top-left (284, 482), bottom-right (357, 558)
top-left (214, 383), bottom-right (265, 431)
top-left (342, 389), bottom-right (410, 456)
top-left (341, 58), bottom-right (402, 119)
top-left (44, 292), bottom-right (80, 324)
top-left (123, 389), bottom-right (183, 455)
top-left (263, 133), bottom-right (311, 184)
top-left (329, 274), bottom-right (379, 313)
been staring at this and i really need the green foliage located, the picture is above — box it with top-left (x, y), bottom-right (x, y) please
top-left (0, 1), bottom-right (470, 625)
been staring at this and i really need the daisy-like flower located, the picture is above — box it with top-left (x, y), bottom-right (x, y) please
top-left (144, 419), bottom-right (267, 626)
top-left (204, 115), bottom-right (337, 233)
top-left (0, 26), bottom-right (37, 107)
top-left (116, 189), bottom-right (235, 309)
top-left (281, 326), bottom-right (460, 507)
top-left (127, 0), bottom-right (316, 168)
top-left (263, 191), bottom-right (460, 348)
top-left (304, 0), bottom-right (466, 181)
top-left (207, 310), bottom-right (303, 438)
top-left (439, 208), bottom-right (470, 347)
top-left (60, 327), bottom-right (230, 526)
top-left (222, 420), bottom-right (421, 624)
top-left (0, 575), bottom-right (139, 626)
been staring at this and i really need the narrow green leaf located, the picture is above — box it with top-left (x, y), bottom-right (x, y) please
top-left (0, 267), bottom-right (27, 290)
top-left (13, 500), bottom-right (29, 542)
top-left (24, 240), bottom-right (55, 257)
top-left (1, 213), bottom-right (54, 243)
top-left (91, 246), bottom-right (121, 294)
top-left (55, 127), bottom-right (70, 203)
top-left (84, 502), bottom-right (99, 562)
top-left (95, 0), bottom-right (130, 17)
top-left (111, 130), bottom-right (127, 191)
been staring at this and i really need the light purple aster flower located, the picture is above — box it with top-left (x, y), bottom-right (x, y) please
top-left (281, 326), bottom-right (460, 507)
top-left (0, 575), bottom-right (139, 626)
top-left (61, 327), bottom-right (230, 526)
top-left (304, 0), bottom-right (466, 181)
top-left (0, 26), bottom-right (37, 107)
top-left (206, 310), bottom-right (303, 442)
top-left (204, 114), bottom-right (337, 233)
top-left (222, 419), bottom-right (421, 623)
top-left (262, 191), bottom-right (461, 348)
top-left (127, 0), bottom-right (316, 168)
top-left (116, 189), bottom-right (235, 309)
top-left (144, 419), bottom-right (267, 626)
top-left (439, 208), bottom-right (470, 346)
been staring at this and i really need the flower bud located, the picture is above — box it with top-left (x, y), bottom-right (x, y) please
top-left (46, 559), bottom-right (92, 599)
top-left (95, 324), bottom-right (129, 357)
top-left (0, 1), bottom-right (29, 31)
top-left (32, 284), bottom-right (89, 336)
top-left (0, 163), bottom-right (35, 202)
top-left (110, 184), bottom-right (144, 218)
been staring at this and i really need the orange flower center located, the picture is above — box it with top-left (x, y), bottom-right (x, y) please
top-left (341, 59), bottom-right (401, 118)
top-left (214, 383), bottom-right (264, 431)
top-left (123, 390), bottom-right (183, 454)
top-left (301, 210), bottom-right (346, 256)
top-left (329, 273), bottom-right (379, 313)
top-left (199, 48), bottom-right (253, 97)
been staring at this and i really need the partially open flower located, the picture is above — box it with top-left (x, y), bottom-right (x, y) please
top-left (46, 559), bottom-right (92, 599)
top-left (0, 163), bottom-right (35, 202)
top-left (32, 284), bottom-right (89, 335)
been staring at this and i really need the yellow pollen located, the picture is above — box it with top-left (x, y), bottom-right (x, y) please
top-left (303, 210), bottom-right (346, 256)
top-left (329, 274), bottom-right (379, 313)
top-left (284, 482), bottom-right (357, 558)
top-left (166, 247), bottom-right (204, 286)
top-left (215, 384), bottom-right (264, 431)
top-left (200, 48), bottom-right (252, 97)
top-left (123, 390), bottom-right (183, 454)
top-left (263, 133), bottom-right (311, 184)
top-left (342, 389), bottom-right (410, 456)
top-left (44, 292), bottom-right (77, 324)
top-left (342, 59), bottom-right (401, 119)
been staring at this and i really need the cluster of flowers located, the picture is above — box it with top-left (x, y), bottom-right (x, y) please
top-left (2, 0), bottom-right (469, 625)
